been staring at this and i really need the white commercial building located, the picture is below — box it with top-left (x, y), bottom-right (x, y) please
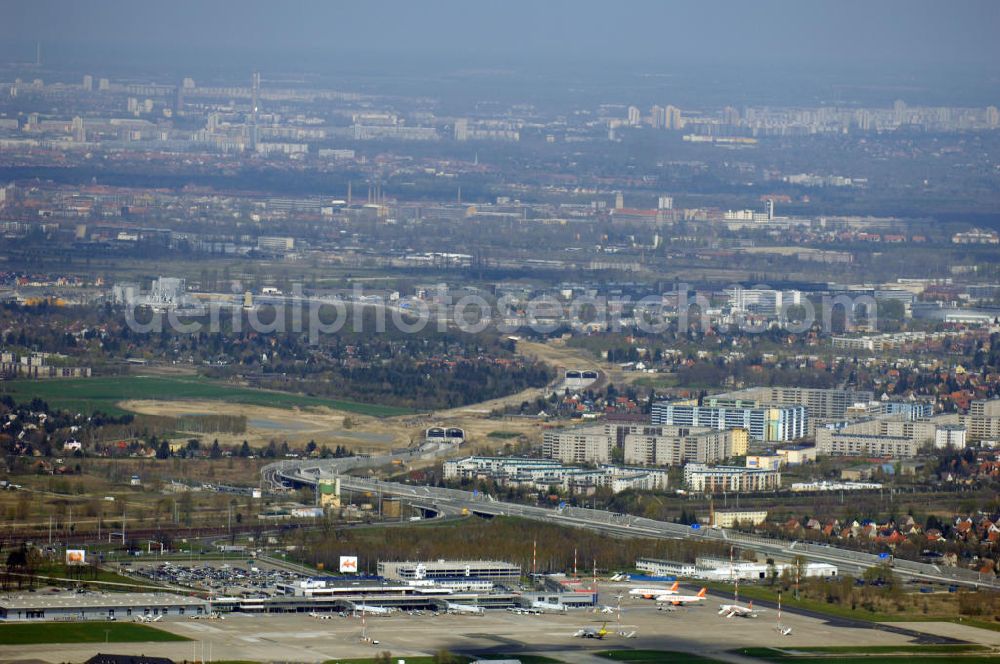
top-left (934, 424), bottom-right (967, 450)
top-left (724, 288), bottom-right (801, 316)
top-left (683, 464), bottom-right (781, 493)
top-left (637, 557), bottom-right (837, 581)
top-left (789, 481), bottom-right (883, 492)
top-left (443, 456), bottom-right (668, 494)
top-left (377, 560), bottom-right (521, 582)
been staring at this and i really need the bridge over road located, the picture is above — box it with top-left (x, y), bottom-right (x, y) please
top-left (263, 456), bottom-right (1000, 591)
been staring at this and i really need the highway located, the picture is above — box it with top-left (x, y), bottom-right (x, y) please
top-left (262, 455), bottom-right (1000, 591)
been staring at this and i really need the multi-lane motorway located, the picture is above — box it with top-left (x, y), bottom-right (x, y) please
top-left (262, 454), bottom-right (1000, 591)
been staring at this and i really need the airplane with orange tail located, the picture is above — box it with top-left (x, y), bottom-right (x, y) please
top-left (656, 587), bottom-right (707, 605)
top-left (628, 581), bottom-right (680, 599)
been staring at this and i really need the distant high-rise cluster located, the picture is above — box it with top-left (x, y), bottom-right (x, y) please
top-left (639, 104), bottom-right (684, 130)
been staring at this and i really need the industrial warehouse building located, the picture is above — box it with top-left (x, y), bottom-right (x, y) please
top-left (0, 592), bottom-right (208, 622)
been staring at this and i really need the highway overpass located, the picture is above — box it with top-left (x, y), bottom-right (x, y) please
top-left (263, 455), bottom-right (1000, 591)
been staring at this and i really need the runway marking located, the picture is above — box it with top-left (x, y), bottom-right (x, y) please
top-left (175, 623), bottom-right (222, 633)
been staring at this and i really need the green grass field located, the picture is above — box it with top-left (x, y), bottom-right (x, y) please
top-left (0, 621), bottom-right (189, 645)
top-left (702, 581), bottom-right (1000, 632)
top-left (34, 562), bottom-right (152, 588)
top-left (598, 651), bottom-right (725, 663)
top-left (736, 646), bottom-right (995, 664)
top-left (475, 656), bottom-right (563, 663)
top-left (0, 374), bottom-right (413, 417)
top-left (739, 646), bottom-right (987, 658)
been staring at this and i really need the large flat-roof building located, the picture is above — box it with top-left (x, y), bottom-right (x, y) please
top-left (637, 557), bottom-right (837, 581)
top-left (539, 420), bottom-right (660, 463)
top-left (0, 592), bottom-right (207, 622)
top-left (816, 413), bottom-right (961, 458)
top-left (708, 386), bottom-right (873, 421)
top-left (683, 464), bottom-right (780, 493)
top-left (711, 510), bottom-right (769, 528)
top-left (377, 560), bottom-right (521, 583)
top-left (963, 398), bottom-right (1000, 441)
top-left (442, 456), bottom-right (669, 494)
top-left (846, 400), bottom-right (934, 421)
top-left (623, 427), bottom-right (747, 466)
top-left (542, 425), bottom-right (614, 463)
top-left (652, 402), bottom-right (806, 442)
top-left (724, 287), bottom-right (801, 317)
top-left (543, 422), bottom-right (747, 466)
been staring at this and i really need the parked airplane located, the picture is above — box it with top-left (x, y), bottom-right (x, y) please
top-left (573, 621), bottom-right (609, 639)
top-left (609, 573), bottom-right (630, 582)
top-left (719, 601), bottom-right (762, 618)
top-left (446, 602), bottom-right (485, 615)
top-left (629, 581), bottom-right (680, 599)
top-left (657, 588), bottom-right (708, 606)
top-left (134, 615), bottom-right (161, 623)
top-left (309, 611), bottom-right (333, 620)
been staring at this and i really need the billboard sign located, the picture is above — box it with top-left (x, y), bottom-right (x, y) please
top-left (66, 549), bottom-right (86, 566)
top-left (339, 555), bottom-right (358, 573)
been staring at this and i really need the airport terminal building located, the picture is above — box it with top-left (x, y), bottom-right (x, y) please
top-left (377, 560), bottom-right (521, 583)
top-left (0, 592), bottom-right (208, 622)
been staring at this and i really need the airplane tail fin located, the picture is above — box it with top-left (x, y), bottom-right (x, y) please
top-left (749, 600), bottom-right (753, 609)
top-left (697, 588), bottom-right (707, 597)
top-left (670, 580), bottom-right (679, 591)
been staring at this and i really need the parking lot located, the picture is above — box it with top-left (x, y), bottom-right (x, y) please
top-left (122, 560), bottom-right (307, 598)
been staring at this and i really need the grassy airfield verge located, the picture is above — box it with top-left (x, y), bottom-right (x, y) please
top-left (1, 374), bottom-right (413, 417)
top-left (0, 621), bottom-right (190, 645)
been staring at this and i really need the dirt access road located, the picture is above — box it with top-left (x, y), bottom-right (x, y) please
top-left (119, 339), bottom-right (619, 455)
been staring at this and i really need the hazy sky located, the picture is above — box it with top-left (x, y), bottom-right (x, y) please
top-left (4, 0), bottom-right (999, 72)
